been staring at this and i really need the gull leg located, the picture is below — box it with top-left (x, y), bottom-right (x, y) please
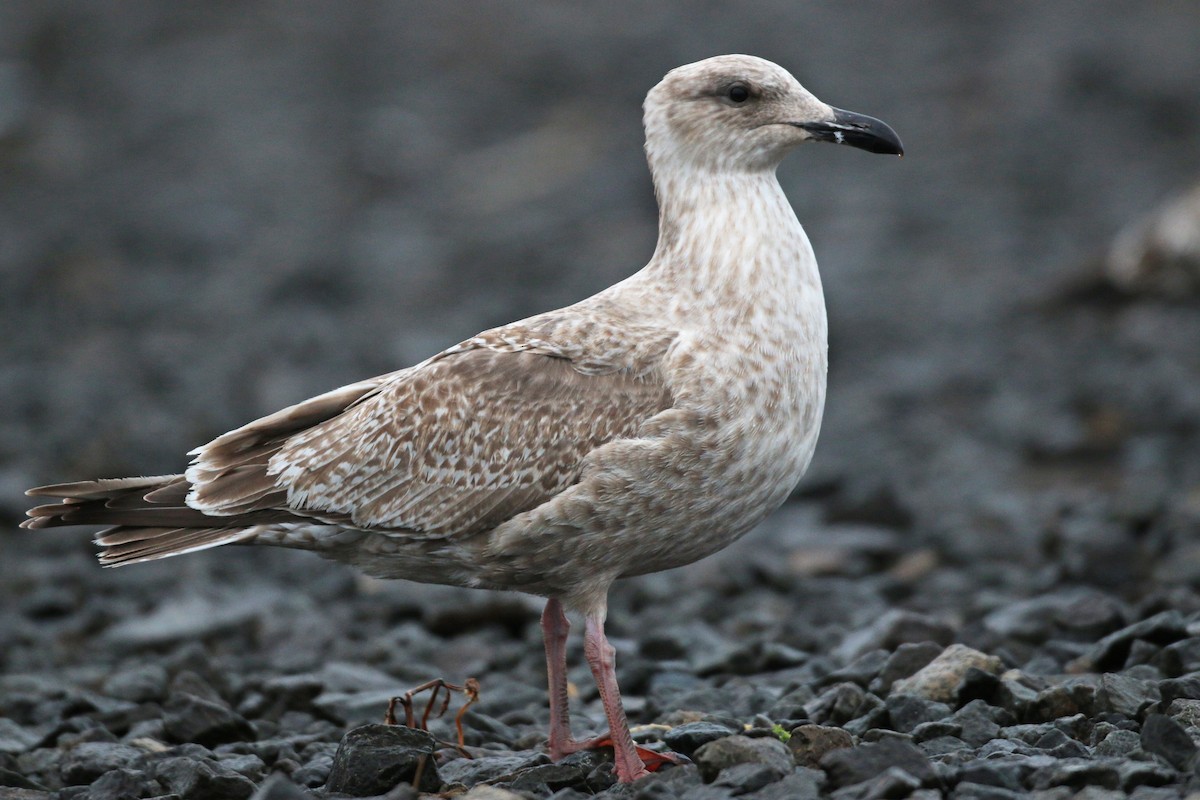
top-left (583, 612), bottom-right (649, 783)
top-left (542, 598), bottom-right (577, 759)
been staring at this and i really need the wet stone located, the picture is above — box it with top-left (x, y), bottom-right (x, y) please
top-left (1139, 713), bottom-right (1197, 771)
top-left (59, 742), bottom-right (144, 785)
top-left (83, 768), bottom-right (157, 800)
top-left (661, 721), bottom-right (740, 758)
top-left (323, 724), bottom-right (440, 796)
top-left (100, 665), bottom-right (168, 704)
top-left (440, 754), bottom-right (547, 786)
top-left (1069, 611), bottom-right (1187, 672)
top-left (820, 738), bottom-right (935, 790)
top-left (830, 765), bottom-right (922, 800)
top-left (788, 724), bottom-right (854, 769)
top-left (870, 642), bottom-right (944, 695)
top-left (834, 611), bottom-right (955, 663)
top-left (885, 694), bottom-right (952, 733)
top-left (804, 683), bottom-right (871, 726)
top-left (163, 693), bottom-right (255, 747)
top-left (155, 756), bottom-right (257, 800)
top-left (693, 734), bottom-right (793, 783)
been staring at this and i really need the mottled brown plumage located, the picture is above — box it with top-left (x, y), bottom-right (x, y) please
top-left (25, 55), bottom-right (902, 782)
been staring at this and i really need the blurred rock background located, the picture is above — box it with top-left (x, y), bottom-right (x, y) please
top-left (3, 2), bottom-right (1200, 615)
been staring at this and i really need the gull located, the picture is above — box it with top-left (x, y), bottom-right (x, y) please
top-left (25, 54), bottom-right (902, 783)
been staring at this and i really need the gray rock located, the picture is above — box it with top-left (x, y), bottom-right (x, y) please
top-left (504, 759), bottom-right (591, 796)
top-left (870, 642), bottom-right (944, 695)
top-left (890, 645), bottom-right (1004, 703)
top-left (830, 766), bottom-right (921, 800)
top-left (804, 683), bottom-right (871, 726)
top-left (885, 694), bottom-right (952, 733)
top-left (155, 756), bottom-right (257, 800)
top-left (951, 782), bottom-right (1025, 800)
top-left (787, 724), bottom-right (854, 769)
top-left (820, 738), bottom-right (935, 790)
top-left (1068, 611), bottom-right (1187, 672)
top-left (101, 665), bottom-right (168, 704)
top-left (323, 724), bottom-right (439, 796)
top-left (217, 753), bottom-right (267, 782)
top-left (59, 743), bottom-right (144, 786)
top-left (1029, 758), bottom-right (1121, 791)
top-left (79, 767), bottom-right (156, 800)
top-left (248, 773), bottom-right (315, 800)
top-left (1140, 713), bottom-right (1197, 771)
top-left (742, 769), bottom-right (821, 800)
top-left (1151, 637), bottom-right (1200, 676)
top-left (693, 735), bottom-right (792, 783)
top-left (712, 762), bottom-right (785, 795)
top-left (950, 700), bottom-right (1002, 746)
top-left (662, 721), bottom-right (740, 758)
top-left (0, 720), bottom-right (39, 756)
top-left (1092, 673), bottom-right (1159, 718)
top-left (1093, 728), bottom-right (1141, 757)
top-left (835, 611), bottom-right (955, 663)
top-left (163, 693), bottom-right (255, 747)
top-left (440, 754), bottom-right (546, 785)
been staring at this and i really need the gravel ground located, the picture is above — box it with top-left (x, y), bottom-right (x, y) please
top-left (3, 3), bottom-right (1200, 799)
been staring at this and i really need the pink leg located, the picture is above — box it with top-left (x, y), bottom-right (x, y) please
top-left (583, 612), bottom-right (649, 783)
top-left (541, 598), bottom-right (576, 759)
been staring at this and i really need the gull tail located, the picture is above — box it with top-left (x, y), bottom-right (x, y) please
top-left (23, 476), bottom-right (295, 567)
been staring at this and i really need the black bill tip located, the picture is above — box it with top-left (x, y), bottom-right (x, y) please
top-left (796, 107), bottom-right (904, 157)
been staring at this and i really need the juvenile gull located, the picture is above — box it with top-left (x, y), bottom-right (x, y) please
top-left (25, 55), bottom-right (902, 783)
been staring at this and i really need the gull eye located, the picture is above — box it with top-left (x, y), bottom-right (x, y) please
top-left (726, 82), bottom-right (751, 104)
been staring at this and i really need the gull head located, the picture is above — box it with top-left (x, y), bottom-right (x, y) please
top-left (644, 54), bottom-right (903, 174)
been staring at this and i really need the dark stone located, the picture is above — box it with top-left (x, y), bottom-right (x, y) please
top-left (870, 642), bottom-right (944, 696)
top-left (1029, 758), bottom-right (1122, 791)
top-left (101, 665), bottom-right (169, 704)
top-left (323, 724), bottom-right (440, 796)
top-left (885, 694), bottom-right (952, 734)
top-left (662, 721), bottom-right (741, 758)
top-left (915, 735), bottom-right (970, 757)
top-left (1028, 681), bottom-right (1096, 723)
top-left (1157, 676), bottom-right (1200, 709)
top-left (440, 754), bottom-right (546, 785)
top-left (155, 756), bottom-right (257, 800)
top-left (1151, 637), bottom-right (1200, 676)
top-left (163, 694), bottom-right (255, 747)
top-left (842, 695), bottom-right (889, 737)
top-left (950, 701), bottom-right (1002, 747)
top-left (1032, 729), bottom-right (1089, 758)
top-left (788, 724), bottom-right (854, 769)
top-left (804, 683), bottom-right (871, 726)
top-left (248, 773), bottom-right (315, 800)
top-left (950, 782), bottom-right (1025, 800)
top-left (712, 763), bottom-right (785, 795)
top-left (910, 721), bottom-right (960, 743)
top-left (0, 721), bottom-right (39, 756)
top-left (743, 769), bottom-right (821, 800)
top-left (1117, 759), bottom-right (1177, 791)
top-left (822, 650), bottom-right (890, 688)
top-left (505, 761), bottom-right (590, 796)
top-left (59, 743), bottom-right (144, 786)
top-left (1093, 673), bottom-right (1159, 718)
top-left (1140, 713), bottom-right (1197, 771)
top-left (820, 738), bottom-right (935, 790)
top-left (217, 753), bottom-right (267, 782)
top-left (835, 611), bottom-right (955, 663)
top-left (80, 768), bottom-right (155, 800)
top-left (830, 767), bottom-right (922, 800)
top-left (1069, 611), bottom-right (1187, 672)
top-left (1093, 728), bottom-right (1141, 757)
top-left (956, 759), bottom-right (1023, 790)
top-left (693, 735), bottom-right (792, 783)
top-left (289, 752), bottom-right (333, 787)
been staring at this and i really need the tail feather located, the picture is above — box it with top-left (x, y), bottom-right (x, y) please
top-left (96, 527), bottom-right (262, 567)
top-left (23, 475), bottom-right (307, 567)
